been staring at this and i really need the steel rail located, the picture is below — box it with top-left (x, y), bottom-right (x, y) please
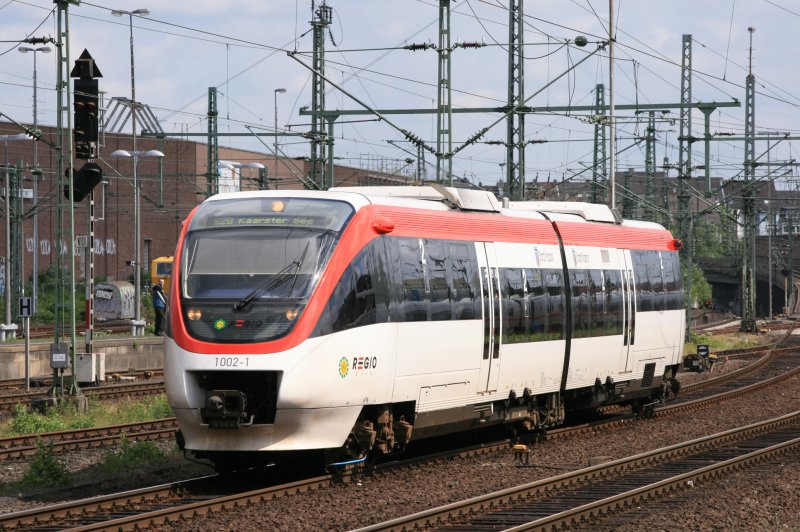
top-left (2, 345), bottom-right (797, 529)
top-left (0, 419), bottom-right (177, 460)
top-left (354, 412), bottom-right (800, 531)
top-left (0, 381), bottom-right (165, 413)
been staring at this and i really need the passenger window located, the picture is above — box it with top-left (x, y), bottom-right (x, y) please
top-left (502, 268), bottom-right (526, 343)
top-left (633, 251), bottom-right (652, 312)
top-left (572, 270), bottom-right (590, 338)
top-left (545, 269), bottom-right (564, 340)
top-left (649, 250), bottom-right (664, 311)
top-left (589, 269), bottom-right (605, 336)
top-left (327, 249), bottom-right (377, 333)
top-left (399, 238), bottom-right (427, 321)
top-left (526, 268), bottom-right (547, 341)
top-left (449, 242), bottom-right (477, 320)
top-left (604, 269), bottom-right (623, 335)
top-left (426, 239), bottom-right (451, 321)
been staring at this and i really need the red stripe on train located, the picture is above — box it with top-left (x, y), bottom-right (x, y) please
top-left (168, 203), bottom-right (676, 355)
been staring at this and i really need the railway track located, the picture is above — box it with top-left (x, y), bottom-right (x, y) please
top-left (0, 369), bottom-right (163, 392)
top-left (0, 380), bottom-right (166, 414)
top-left (1, 341), bottom-right (798, 530)
top-left (0, 342), bottom-right (777, 463)
top-left (357, 412), bottom-right (800, 531)
top-left (0, 418), bottom-right (177, 460)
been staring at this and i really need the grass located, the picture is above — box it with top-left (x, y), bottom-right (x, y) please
top-left (684, 331), bottom-right (768, 356)
top-left (0, 395), bottom-right (179, 495)
top-left (0, 394), bottom-right (173, 437)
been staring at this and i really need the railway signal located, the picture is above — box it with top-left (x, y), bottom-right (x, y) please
top-left (71, 49), bottom-right (102, 160)
top-left (63, 162), bottom-right (103, 202)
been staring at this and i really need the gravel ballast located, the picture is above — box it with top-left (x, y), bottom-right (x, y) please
top-left (1, 352), bottom-right (798, 530)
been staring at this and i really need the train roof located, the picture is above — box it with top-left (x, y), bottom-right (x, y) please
top-left (209, 186), bottom-right (665, 229)
top-left (332, 185), bottom-right (665, 228)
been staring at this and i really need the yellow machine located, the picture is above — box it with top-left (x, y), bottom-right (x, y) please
top-left (151, 256), bottom-right (173, 294)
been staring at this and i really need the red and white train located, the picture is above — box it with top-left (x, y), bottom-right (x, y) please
top-left (164, 186), bottom-right (685, 469)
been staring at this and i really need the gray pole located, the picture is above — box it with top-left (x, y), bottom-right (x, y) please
top-left (128, 13), bottom-right (143, 335)
top-left (112, 8), bottom-right (150, 335)
top-left (4, 139), bottom-right (10, 331)
top-left (608, 0), bottom-right (616, 209)
top-left (32, 50), bottom-right (38, 314)
top-left (27, 48), bottom-right (51, 314)
top-left (274, 87), bottom-right (285, 182)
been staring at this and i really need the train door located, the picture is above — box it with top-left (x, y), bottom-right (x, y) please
top-left (476, 242), bottom-right (501, 392)
top-left (618, 249), bottom-right (636, 373)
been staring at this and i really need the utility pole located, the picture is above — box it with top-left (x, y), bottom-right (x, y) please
top-left (506, 0), bottom-right (524, 199)
top-left (207, 87), bottom-right (219, 196)
top-left (622, 168), bottom-right (634, 218)
top-left (592, 84), bottom-right (607, 204)
top-left (608, 0), bottom-right (616, 210)
top-left (436, 0), bottom-right (453, 185)
top-left (644, 111), bottom-right (657, 222)
top-left (310, 1), bottom-right (332, 190)
top-left (741, 27), bottom-right (758, 332)
top-left (678, 34), bottom-right (693, 332)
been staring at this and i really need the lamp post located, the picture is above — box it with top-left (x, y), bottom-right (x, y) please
top-left (111, 7), bottom-right (150, 203)
top-left (274, 88), bottom-right (286, 179)
top-left (1, 133), bottom-right (29, 341)
top-left (18, 45), bottom-right (51, 314)
top-left (111, 149), bottom-right (164, 335)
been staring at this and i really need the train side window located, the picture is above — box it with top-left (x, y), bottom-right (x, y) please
top-left (525, 268), bottom-right (547, 341)
top-left (571, 270), bottom-right (590, 338)
top-left (545, 269), bottom-right (564, 340)
top-left (366, 238), bottom-right (390, 322)
top-left (318, 248), bottom-right (378, 334)
top-left (589, 269), bottom-right (605, 336)
top-left (633, 251), bottom-right (652, 312)
top-left (604, 269), bottom-right (623, 335)
top-left (673, 252), bottom-right (685, 309)
top-left (398, 237), bottom-right (428, 321)
top-left (426, 239), bottom-right (451, 321)
top-left (449, 242), bottom-right (477, 320)
top-left (352, 249), bottom-right (377, 325)
top-left (663, 251), bottom-right (682, 311)
top-left (649, 250), bottom-right (665, 311)
top-left (501, 268), bottom-right (526, 344)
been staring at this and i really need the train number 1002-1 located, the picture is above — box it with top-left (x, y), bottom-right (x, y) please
top-left (214, 356), bottom-right (249, 368)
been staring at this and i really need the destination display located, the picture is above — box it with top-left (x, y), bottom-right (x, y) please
top-left (210, 215), bottom-right (318, 227)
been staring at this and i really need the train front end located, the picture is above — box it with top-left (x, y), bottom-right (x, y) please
top-left (164, 191), bottom-right (370, 466)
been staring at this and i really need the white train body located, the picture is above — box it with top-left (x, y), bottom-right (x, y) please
top-left (164, 186), bottom-right (685, 464)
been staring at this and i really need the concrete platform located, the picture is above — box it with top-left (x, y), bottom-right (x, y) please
top-left (0, 336), bottom-right (164, 381)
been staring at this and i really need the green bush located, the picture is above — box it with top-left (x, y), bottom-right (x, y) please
top-left (18, 439), bottom-right (70, 488)
top-left (100, 436), bottom-right (165, 474)
top-left (9, 404), bottom-right (69, 434)
top-left (115, 395), bottom-right (173, 424)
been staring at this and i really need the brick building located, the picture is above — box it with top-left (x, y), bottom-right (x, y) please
top-left (0, 122), bottom-right (416, 285)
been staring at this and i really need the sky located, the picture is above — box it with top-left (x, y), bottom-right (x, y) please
top-left (2, 0), bottom-right (800, 191)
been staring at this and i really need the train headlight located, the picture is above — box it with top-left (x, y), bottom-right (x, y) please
top-left (271, 200), bottom-right (285, 212)
top-left (187, 308), bottom-right (203, 320)
top-left (286, 309), bottom-right (298, 320)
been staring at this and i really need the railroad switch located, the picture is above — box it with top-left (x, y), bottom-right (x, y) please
top-left (512, 443), bottom-right (530, 465)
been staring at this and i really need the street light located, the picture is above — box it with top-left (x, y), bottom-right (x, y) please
top-left (111, 8), bottom-right (150, 190)
top-left (111, 149), bottom-right (164, 335)
top-left (274, 88), bottom-right (286, 179)
top-left (18, 45), bottom-right (51, 314)
top-left (1, 133), bottom-right (29, 341)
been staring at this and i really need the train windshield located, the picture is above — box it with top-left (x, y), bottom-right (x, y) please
top-left (180, 197), bottom-right (354, 343)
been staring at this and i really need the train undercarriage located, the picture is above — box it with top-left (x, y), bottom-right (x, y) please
top-left (180, 364), bottom-right (680, 472)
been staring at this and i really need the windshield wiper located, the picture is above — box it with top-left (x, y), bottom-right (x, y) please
top-left (233, 242), bottom-right (310, 312)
